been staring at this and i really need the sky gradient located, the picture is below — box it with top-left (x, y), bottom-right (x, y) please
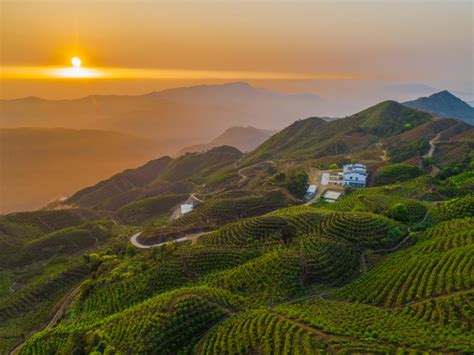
top-left (1, 0), bottom-right (473, 101)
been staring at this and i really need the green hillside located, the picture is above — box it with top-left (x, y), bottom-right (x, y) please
top-left (3, 99), bottom-right (474, 354)
top-left (68, 156), bottom-right (174, 208)
top-left (244, 101), bottom-right (435, 164)
top-left (355, 100), bottom-right (433, 137)
top-left (404, 90), bottom-right (474, 125)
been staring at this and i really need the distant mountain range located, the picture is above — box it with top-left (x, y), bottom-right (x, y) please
top-left (177, 126), bottom-right (276, 155)
top-left (403, 90), bottom-right (474, 126)
top-left (0, 82), bottom-right (322, 150)
top-left (63, 99), bottom-right (473, 218)
top-left (2, 83), bottom-right (473, 213)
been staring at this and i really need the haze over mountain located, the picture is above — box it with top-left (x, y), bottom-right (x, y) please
top-left (0, 82), bottom-right (322, 150)
top-left (0, 128), bottom-right (162, 213)
top-left (403, 90), bottom-right (474, 126)
top-left (177, 126), bottom-right (275, 155)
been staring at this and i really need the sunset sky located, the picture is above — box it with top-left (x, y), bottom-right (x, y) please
top-left (1, 0), bottom-right (473, 101)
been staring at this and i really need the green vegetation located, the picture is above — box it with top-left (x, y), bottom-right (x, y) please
top-left (4, 209), bottom-right (94, 234)
top-left (285, 171), bottom-right (309, 198)
top-left (355, 101), bottom-right (433, 137)
top-left (11, 221), bottom-right (112, 266)
top-left (171, 190), bottom-right (288, 229)
top-left (374, 163), bottom-right (423, 185)
top-left (429, 194), bottom-right (474, 222)
top-left (315, 212), bottom-right (407, 249)
top-left (333, 218), bottom-right (473, 307)
top-left (3, 101), bottom-right (473, 354)
top-left (115, 193), bottom-right (187, 224)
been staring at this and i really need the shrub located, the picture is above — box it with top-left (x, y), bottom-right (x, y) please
top-left (387, 203), bottom-right (409, 222)
top-left (375, 163), bottom-right (423, 185)
top-left (285, 172), bottom-right (309, 198)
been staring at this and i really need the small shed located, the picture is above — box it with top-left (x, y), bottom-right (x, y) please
top-left (180, 204), bottom-right (193, 214)
top-left (304, 184), bottom-right (318, 200)
top-left (323, 190), bottom-right (342, 203)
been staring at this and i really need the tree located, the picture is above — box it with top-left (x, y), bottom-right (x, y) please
top-left (126, 245), bottom-right (136, 257)
top-left (285, 172), bottom-right (309, 198)
top-left (388, 203), bottom-right (409, 222)
top-left (329, 163), bottom-right (339, 169)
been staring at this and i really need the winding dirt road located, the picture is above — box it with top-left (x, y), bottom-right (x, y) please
top-left (130, 231), bottom-right (212, 249)
top-left (10, 285), bottom-right (82, 354)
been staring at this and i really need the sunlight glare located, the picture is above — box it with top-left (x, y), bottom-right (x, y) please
top-left (71, 57), bottom-right (82, 67)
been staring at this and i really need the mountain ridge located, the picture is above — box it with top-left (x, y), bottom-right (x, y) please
top-left (177, 126), bottom-right (276, 155)
top-left (403, 90), bottom-right (474, 125)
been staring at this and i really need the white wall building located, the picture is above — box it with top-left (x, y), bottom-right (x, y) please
top-left (180, 204), bottom-right (193, 215)
top-left (323, 190), bottom-right (342, 202)
top-left (343, 163), bottom-right (367, 188)
top-left (304, 184), bottom-right (318, 200)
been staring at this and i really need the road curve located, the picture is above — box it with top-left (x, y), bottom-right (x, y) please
top-left (130, 231), bottom-right (213, 249)
top-left (236, 160), bottom-right (276, 187)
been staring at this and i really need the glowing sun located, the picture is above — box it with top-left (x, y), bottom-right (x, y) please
top-left (71, 57), bottom-right (82, 67)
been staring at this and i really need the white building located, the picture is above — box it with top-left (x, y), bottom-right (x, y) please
top-left (343, 163), bottom-right (367, 188)
top-left (304, 184), bottom-right (318, 200)
top-left (323, 190), bottom-right (342, 202)
top-left (180, 204), bottom-right (193, 215)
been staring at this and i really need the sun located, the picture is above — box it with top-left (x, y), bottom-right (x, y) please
top-left (71, 57), bottom-right (82, 67)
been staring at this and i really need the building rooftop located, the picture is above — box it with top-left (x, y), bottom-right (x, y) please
top-left (343, 163), bottom-right (367, 174)
top-left (324, 190), bottom-right (342, 201)
top-left (180, 204), bottom-right (193, 214)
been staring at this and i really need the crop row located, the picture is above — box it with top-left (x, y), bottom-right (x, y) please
top-left (5, 209), bottom-right (92, 233)
top-left (333, 220), bottom-right (473, 307)
top-left (315, 212), bottom-right (406, 249)
top-left (206, 249), bottom-right (304, 305)
top-left (172, 190), bottom-right (287, 228)
top-left (195, 309), bottom-right (329, 354)
top-left (400, 290), bottom-right (473, 333)
top-left (299, 235), bottom-right (359, 285)
top-left (20, 287), bottom-right (242, 354)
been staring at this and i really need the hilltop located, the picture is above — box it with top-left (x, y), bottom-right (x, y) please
top-left (177, 126), bottom-right (275, 155)
top-left (404, 90), bottom-right (474, 126)
top-left (243, 100), bottom-right (436, 163)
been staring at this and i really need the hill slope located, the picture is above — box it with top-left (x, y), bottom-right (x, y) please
top-left (404, 90), bottom-right (474, 126)
top-left (244, 101), bottom-right (434, 163)
top-left (178, 126), bottom-right (275, 155)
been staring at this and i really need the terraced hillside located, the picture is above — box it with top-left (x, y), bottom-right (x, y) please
top-left (3, 100), bottom-right (474, 354)
top-left (243, 101), bottom-right (435, 163)
top-left (66, 146), bottom-right (242, 212)
top-left (333, 217), bottom-right (474, 307)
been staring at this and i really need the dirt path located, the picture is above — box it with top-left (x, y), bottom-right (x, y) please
top-left (359, 208), bottom-right (430, 274)
top-left (130, 230), bottom-right (213, 249)
top-left (236, 160), bottom-right (275, 187)
top-left (427, 133), bottom-right (441, 159)
top-left (10, 285), bottom-right (82, 354)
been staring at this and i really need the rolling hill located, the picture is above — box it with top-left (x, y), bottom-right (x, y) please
top-left (404, 90), bottom-right (474, 126)
top-left (66, 146), bottom-right (243, 212)
top-left (177, 126), bottom-right (275, 155)
top-left (243, 100), bottom-right (435, 163)
top-left (2, 97), bottom-right (474, 354)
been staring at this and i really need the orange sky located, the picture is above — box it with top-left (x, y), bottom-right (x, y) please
top-left (1, 0), bottom-right (472, 99)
